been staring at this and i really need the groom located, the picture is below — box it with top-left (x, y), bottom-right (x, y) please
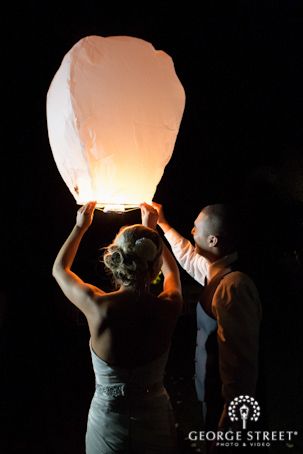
top-left (147, 202), bottom-right (262, 433)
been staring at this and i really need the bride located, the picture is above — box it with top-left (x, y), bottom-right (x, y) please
top-left (52, 201), bottom-right (182, 453)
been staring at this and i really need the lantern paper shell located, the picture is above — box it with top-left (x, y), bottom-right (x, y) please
top-left (46, 35), bottom-right (185, 211)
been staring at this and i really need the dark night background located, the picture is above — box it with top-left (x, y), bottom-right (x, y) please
top-left (1, 1), bottom-right (303, 453)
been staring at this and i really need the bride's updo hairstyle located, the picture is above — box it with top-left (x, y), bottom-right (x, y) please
top-left (103, 225), bottom-right (163, 288)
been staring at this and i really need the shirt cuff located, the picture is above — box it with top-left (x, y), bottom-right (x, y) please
top-left (164, 227), bottom-right (178, 242)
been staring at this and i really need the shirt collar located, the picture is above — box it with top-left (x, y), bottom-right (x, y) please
top-left (207, 251), bottom-right (238, 281)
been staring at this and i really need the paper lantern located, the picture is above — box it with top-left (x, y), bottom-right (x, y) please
top-left (46, 35), bottom-right (185, 212)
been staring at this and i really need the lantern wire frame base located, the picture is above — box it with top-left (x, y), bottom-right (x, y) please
top-left (95, 203), bottom-right (141, 213)
top-left (77, 202), bottom-right (145, 213)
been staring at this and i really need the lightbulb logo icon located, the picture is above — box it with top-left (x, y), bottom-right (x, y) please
top-left (239, 404), bottom-right (249, 429)
top-left (228, 395), bottom-right (261, 429)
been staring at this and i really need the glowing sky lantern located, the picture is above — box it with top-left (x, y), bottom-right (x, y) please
top-left (47, 35), bottom-right (185, 212)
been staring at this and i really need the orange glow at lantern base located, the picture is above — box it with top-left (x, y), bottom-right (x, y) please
top-left (75, 177), bottom-right (154, 212)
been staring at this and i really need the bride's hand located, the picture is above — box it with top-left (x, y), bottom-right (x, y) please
top-left (140, 202), bottom-right (158, 230)
top-left (76, 201), bottom-right (96, 230)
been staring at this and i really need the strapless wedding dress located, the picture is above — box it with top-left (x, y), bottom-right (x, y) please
top-left (86, 340), bottom-right (178, 453)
